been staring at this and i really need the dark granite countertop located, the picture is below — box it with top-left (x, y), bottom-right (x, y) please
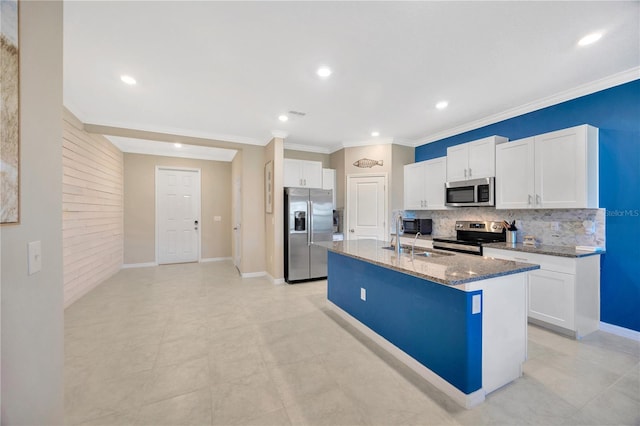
top-left (483, 242), bottom-right (605, 258)
top-left (316, 239), bottom-right (539, 287)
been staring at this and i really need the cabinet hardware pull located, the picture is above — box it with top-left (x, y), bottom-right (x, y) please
top-left (536, 194), bottom-right (541, 205)
top-left (464, 168), bottom-right (467, 178)
top-left (468, 168), bottom-right (472, 177)
top-left (528, 195), bottom-right (532, 205)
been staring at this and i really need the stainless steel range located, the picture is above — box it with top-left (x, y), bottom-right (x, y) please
top-left (433, 221), bottom-right (506, 255)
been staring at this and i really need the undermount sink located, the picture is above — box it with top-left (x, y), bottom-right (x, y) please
top-left (381, 246), bottom-right (453, 258)
top-left (412, 250), bottom-right (454, 258)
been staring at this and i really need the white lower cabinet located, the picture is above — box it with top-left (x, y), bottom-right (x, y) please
top-left (528, 269), bottom-right (575, 331)
top-left (483, 247), bottom-right (600, 338)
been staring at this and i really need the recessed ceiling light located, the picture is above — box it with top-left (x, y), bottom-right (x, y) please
top-left (578, 32), bottom-right (603, 47)
top-left (371, 131), bottom-right (380, 137)
top-left (317, 66), bottom-right (332, 78)
top-left (436, 101), bottom-right (449, 110)
top-left (120, 75), bottom-right (137, 85)
top-left (278, 115), bottom-right (289, 122)
top-left (174, 143), bottom-right (182, 148)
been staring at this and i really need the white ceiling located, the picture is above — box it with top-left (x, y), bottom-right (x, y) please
top-left (64, 1), bottom-right (640, 154)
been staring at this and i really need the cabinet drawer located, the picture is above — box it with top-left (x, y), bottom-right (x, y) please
top-left (483, 248), bottom-right (575, 274)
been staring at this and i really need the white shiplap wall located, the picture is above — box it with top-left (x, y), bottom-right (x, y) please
top-left (63, 109), bottom-right (123, 307)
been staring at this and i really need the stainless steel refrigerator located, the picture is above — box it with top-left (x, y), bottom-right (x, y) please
top-left (284, 188), bottom-right (333, 283)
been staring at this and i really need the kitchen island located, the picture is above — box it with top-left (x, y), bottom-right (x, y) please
top-left (320, 239), bottom-right (539, 408)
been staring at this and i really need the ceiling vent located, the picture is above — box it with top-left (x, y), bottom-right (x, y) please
top-left (288, 110), bottom-right (307, 117)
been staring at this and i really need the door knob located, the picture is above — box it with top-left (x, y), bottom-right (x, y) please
top-left (350, 229), bottom-right (355, 233)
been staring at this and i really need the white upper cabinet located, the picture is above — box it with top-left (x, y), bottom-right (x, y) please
top-left (446, 136), bottom-right (508, 181)
top-left (404, 157), bottom-right (447, 210)
top-left (495, 137), bottom-right (535, 209)
top-left (322, 168), bottom-right (337, 207)
top-left (283, 159), bottom-right (323, 188)
top-left (496, 125), bottom-right (598, 209)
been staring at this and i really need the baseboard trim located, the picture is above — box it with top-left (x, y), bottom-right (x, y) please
top-left (200, 257), bottom-right (232, 263)
top-left (121, 262), bottom-right (158, 269)
top-left (327, 300), bottom-right (485, 409)
top-left (265, 273), bottom-right (285, 285)
top-left (241, 271), bottom-right (267, 279)
top-left (600, 322), bottom-right (640, 341)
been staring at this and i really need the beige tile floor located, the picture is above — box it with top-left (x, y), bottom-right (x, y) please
top-left (65, 261), bottom-right (640, 426)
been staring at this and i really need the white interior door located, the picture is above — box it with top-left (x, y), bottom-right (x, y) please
top-left (346, 174), bottom-right (387, 241)
top-left (157, 168), bottom-right (200, 264)
top-left (233, 177), bottom-right (242, 272)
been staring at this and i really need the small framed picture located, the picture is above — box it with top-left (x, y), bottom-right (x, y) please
top-left (265, 160), bottom-right (273, 213)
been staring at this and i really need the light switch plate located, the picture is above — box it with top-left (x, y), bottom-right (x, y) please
top-left (214, 216), bottom-right (222, 222)
top-left (472, 294), bottom-right (482, 314)
top-left (360, 288), bottom-right (366, 301)
top-left (28, 241), bottom-right (42, 275)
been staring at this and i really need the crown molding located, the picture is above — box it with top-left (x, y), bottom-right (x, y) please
top-left (82, 118), bottom-right (266, 146)
top-left (283, 142), bottom-right (332, 154)
top-left (391, 137), bottom-right (418, 147)
top-left (342, 137), bottom-right (394, 148)
top-left (415, 67), bottom-right (640, 146)
top-left (271, 130), bottom-right (289, 139)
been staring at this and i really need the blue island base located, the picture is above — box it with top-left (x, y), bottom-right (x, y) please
top-left (327, 251), bottom-right (527, 408)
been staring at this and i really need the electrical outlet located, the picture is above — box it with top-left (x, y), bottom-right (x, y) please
top-left (551, 222), bottom-right (560, 231)
top-left (360, 288), bottom-right (366, 301)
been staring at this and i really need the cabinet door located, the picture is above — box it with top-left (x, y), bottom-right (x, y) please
top-left (404, 163), bottom-right (425, 210)
top-left (496, 138), bottom-right (535, 209)
top-left (424, 157), bottom-right (447, 209)
top-left (446, 144), bottom-right (468, 181)
top-left (283, 159), bottom-right (302, 187)
top-left (535, 126), bottom-right (588, 208)
top-left (528, 269), bottom-right (575, 331)
top-left (302, 161), bottom-right (323, 188)
top-left (322, 168), bottom-right (336, 207)
top-left (467, 137), bottom-right (496, 179)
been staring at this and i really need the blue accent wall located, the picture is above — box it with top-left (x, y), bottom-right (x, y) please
top-left (327, 251), bottom-right (483, 394)
top-left (415, 79), bottom-right (640, 332)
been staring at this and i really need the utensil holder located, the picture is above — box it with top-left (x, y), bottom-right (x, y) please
top-left (506, 231), bottom-right (517, 244)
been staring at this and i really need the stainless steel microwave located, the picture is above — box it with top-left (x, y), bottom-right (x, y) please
top-left (445, 177), bottom-right (495, 207)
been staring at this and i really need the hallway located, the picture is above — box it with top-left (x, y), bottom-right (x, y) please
top-left (64, 261), bottom-right (640, 425)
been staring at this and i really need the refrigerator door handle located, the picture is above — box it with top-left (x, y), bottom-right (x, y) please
top-left (307, 200), bottom-right (312, 246)
top-left (308, 200), bottom-right (314, 245)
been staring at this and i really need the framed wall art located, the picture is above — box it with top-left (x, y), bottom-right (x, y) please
top-left (264, 160), bottom-right (273, 213)
top-left (1, 0), bottom-right (20, 224)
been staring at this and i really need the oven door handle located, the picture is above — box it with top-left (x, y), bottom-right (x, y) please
top-left (432, 241), bottom-right (482, 254)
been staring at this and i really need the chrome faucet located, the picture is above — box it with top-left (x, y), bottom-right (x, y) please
top-left (394, 213), bottom-right (404, 257)
top-left (411, 232), bottom-right (422, 255)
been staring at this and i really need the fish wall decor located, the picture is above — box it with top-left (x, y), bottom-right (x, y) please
top-left (353, 158), bottom-right (383, 168)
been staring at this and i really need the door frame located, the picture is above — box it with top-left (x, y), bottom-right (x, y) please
top-left (155, 166), bottom-right (202, 264)
top-left (232, 177), bottom-right (242, 273)
top-left (345, 172), bottom-right (389, 240)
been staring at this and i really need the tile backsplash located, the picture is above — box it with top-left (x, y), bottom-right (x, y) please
top-left (397, 208), bottom-right (605, 248)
